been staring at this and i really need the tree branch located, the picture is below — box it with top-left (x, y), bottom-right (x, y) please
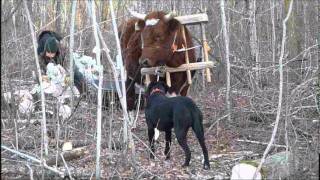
top-left (254, 0), bottom-right (294, 178)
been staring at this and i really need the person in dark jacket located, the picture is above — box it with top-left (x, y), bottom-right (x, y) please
top-left (37, 30), bottom-right (65, 74)
top-left (35, 30), bottom-right (85, 93)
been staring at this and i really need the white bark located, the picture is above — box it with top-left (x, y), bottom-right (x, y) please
top-left (109, 0), bottom-right (130, 145)
top-left (255, 0), bottom-right (294, 178)
top-left (248, 0), bottom-right (260, 81)
top-left (89, 1), bottom-right (103, 179)
top-left (270, 0), bottom-right (276, 75)
top-left (220, 0), bottom-right (231, 122)
top-left (23, 0), bottom-right (48, 158)
top-left (69, 0), bottom-right (77, 109)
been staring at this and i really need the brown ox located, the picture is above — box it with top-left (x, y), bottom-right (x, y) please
top-left (119, 11), bottom-right (196, 110)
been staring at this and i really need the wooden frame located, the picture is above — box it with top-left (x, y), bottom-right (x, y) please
top-left (141, 61), bottom-right (214, 86)
top-left (139, 12), bottom-right (213, 87)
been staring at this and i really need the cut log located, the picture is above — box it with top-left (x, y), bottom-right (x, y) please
top-left (141, 61), bottom-right (214, 75)
top-left (175, 13), bottom-right (208, 25)
top-left (231, 151), bottom-right (297, 180)
top-left (46, 146), bottom-right (88, 166)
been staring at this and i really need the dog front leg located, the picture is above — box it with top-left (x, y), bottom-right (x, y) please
top-left (148, 128), bottom-right (155, 159)
top-left (164, 130), bottom-right (172, 160)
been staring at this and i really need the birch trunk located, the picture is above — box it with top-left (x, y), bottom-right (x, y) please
top-left (69, 0), bottom-right (77, 110)
top-left (23, 0), bottom-right (48, 157)
top-left (89, 1), bottom-right (103, 179)
top-left (270, 0), bottom-right (276, 75)
top-left (220, 0), bottom-right (231, 122)
top-left (55, 0), bottom-right (61, 33)
top-left (255, 0), bottom-right (294, 178)
top-left (248, 0), bottom-right (260, 82)
top-left (109, 0), bottom-right (130, 145)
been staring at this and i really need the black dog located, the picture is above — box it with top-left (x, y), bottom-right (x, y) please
top-left (145, 81), bottom-right (210, 169)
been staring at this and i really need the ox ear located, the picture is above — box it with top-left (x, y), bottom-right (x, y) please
top-left (167, 19), bottom-right (180, 33)
top-left (135, 20), bottom-right (145, 31)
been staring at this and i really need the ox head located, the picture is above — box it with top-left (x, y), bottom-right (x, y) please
top-left (129, 10), bottom-right (181, 67)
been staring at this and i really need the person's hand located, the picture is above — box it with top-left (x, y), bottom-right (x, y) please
top-left (64, 76), bottom-right (71, 85)
top-left (42, 75), bottom-right (49, 82)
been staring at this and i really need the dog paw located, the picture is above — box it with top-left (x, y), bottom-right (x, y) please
top-left (203, 164), bottom-right (210, 170)
top-left (150, 154), bottom-right (155, 159)
top-left (182, 163), bottom-right (189, 168)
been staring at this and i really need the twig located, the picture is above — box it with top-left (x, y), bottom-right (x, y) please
top-left (23, 0), bottom-right (48, 159)
top-left (255, 0), bottom-right (294, 178)
top-left (236, 139), bottom-right (287, 148)
top-left (60, 153), bottom-right (74, 180)
top-left (206, 114), bottom-right (229, 134)
top-left (25, 162), bottom-right (34, 180)
top-left (1, 145), bottom-right (64, 177)
top-left (1, 0), bottom-right (22, 24)
top-left (131, 133), bottom-right (161, 162)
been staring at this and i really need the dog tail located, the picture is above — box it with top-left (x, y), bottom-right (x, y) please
top-left (191, 106), bottom-right (204, 136)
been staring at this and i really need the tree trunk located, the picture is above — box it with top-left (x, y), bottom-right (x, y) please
top-left (55, 0), bottom-right (61, 33)
top-left (220, 0), bottom-right (231, 122)
top-left (247, 0), bottom-right (260, 83)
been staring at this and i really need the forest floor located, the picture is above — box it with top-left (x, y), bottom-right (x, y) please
top-left (1, 82), bottom-right (319, 179)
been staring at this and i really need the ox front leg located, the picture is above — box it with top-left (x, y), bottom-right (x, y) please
top-left (148, 128), bottom-right (155, 159)
top-left (125, 79), bottom-right (136, 111)
top-left (164, 130), bottom-right (172, 160)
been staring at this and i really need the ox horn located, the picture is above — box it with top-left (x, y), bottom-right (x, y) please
top-left (164, 11), bottom-right (177, 21)
top-left (128, 8), bottom-right (146, 20)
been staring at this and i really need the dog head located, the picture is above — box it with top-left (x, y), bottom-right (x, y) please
top-left (145, 81), bottom-right (169, 97)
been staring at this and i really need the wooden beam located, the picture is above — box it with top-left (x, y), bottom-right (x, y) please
top-left (175, 13), bottom-right (208, 25)
top-left (141, 61), bottom-right (214, 75)
top-left (166, 72), bottom-right (171, 87)
top-left (181, 27), bottom-right (192, 84)
top-left (200, 23), bottom-right (212, 82)
top-left (144, 74), bottom-right (151, 85)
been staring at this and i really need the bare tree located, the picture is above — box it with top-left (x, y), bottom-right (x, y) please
top-left (220, 0), bottom-right (231, 122)
top-left (89, 1), bottom-right (103, 179)
top-left (255, 0), bottom-right (294, 177)
top-left (23, 0), bottom-right (49, 178)
top-left (247, 0), bottom-right (260, 83)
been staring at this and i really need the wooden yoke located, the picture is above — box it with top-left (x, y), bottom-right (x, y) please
top-left (181, 26), bottom-right (192, 85)
top-left (141, 13), bottom-right (213, 88)
top-left (200, 23), bottom-right (212, 82)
